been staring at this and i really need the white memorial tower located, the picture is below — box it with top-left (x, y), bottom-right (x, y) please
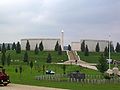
top-left (61, 30), bottom-right (64, 51)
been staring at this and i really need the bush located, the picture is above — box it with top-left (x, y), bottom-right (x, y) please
top-left (104, 73), bottom-right (113, 79)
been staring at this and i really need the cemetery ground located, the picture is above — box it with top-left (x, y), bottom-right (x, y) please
top-left (1, 51), bottom-right (120, 90)
top-left (78, 52), bottom-right (120, 63)
top-left (4, 64), bottom-right (120, 90)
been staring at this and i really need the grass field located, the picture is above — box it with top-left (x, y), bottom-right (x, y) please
top-left (78, 52), bottom-right (120, 63)
top-left (4, 64), bottom-right (120, 90)
top-left (4, 64), bottom-right (102, 90)
top-left (0, 50), bottom-right (68, 65)
top-left (1, 50), bottom-right (120, 90)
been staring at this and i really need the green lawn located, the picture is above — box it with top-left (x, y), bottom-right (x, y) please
top-left (1, 51), bottom-right (120, 90)
top-left (78, 52), bottom-right (120, 63)
top-left (4, 64), bottom-right (103, 90)
top-left (0, 50), bottom-right (68, 64)
top-left (4, 64), bottom-right (120, 90)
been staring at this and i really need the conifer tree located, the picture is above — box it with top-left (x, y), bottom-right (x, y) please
top-left (0, 45), bottom-right (1, 51)
top-left (84, 45), bottom-right (89, 56)
top-left (7, 53), bottom-right (11, 66)
top-left (63, 65), bottom-right (66, 74)
top-left (26, 40), bottom-right (30, 51)
top-left (81, 40), bottom-right (85, 52)
top-left (7, 44), bottom-right (11, 50)
top-left (1, 53), bottom-right (6, 66)
top-left (39, 41), bottom-right (44, 51)
top-left (35, 44), bottom-right (39, 55)
top-left (43, 65), bottom-right (45, 75)
top-left (108, 43), bottom-right (114, 52)
top-left (46, 53), bottom-right (52, 63)
top-left (95, 43), bottom-right (100, 52)
top-left (30, 61), bottom-right (33, 73)
top-left (55, 41), bottom-right (59, 51)
top-left (58, 45), bottom-right (62, 55)
top-left (12, 42), bottom-right (16, 50)
top-left (16, 42), bottom-right (21, 53)
top-left (110, 43), bottom-right (114, 52)
top-left (19, 65), bottom-right (22, 79)
top-left (2, 43), bottom-right (6, 53)
top-left (23, 51), bottom-right (29, 64)
top-left (104, 46), bottom-right (109, 57)
top-left (115, 42), bottom-right (120, 52)
top-left (97, 54), bottom-right (108, 73)
top-left (68, 45), bottom-right (71, 51)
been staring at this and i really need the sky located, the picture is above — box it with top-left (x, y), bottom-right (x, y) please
top-left (0, 0), bottom-right (120, 45)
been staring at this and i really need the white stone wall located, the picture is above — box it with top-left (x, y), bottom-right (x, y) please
top-left (21, 38), bottom-right (61, 51)
top-left (83, 40), bottom-right (109, 52)
top-left (71, 42), bottom-right (81, 51)
top-left (71, 39), bottom-right (110, 52)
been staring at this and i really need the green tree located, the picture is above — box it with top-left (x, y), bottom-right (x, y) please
top-left (19, 66), bottom-right (22, 79)
top-left (7, 53), bottom-right (11, 66)
top-left (46, 53), bottom-right (52, 63)
top-left (15, 67), bottom-right (18, 73)
top-left (108, 43), bottom-right (114, 53)
top-left (55, 41), bottom-right (59, 51)
top-left (63, 65), bottom-right (66, 74)
top-left (35, 44), bottom-right (39, 55)
top-left (1, 53), bottom-right (6, 66)
top-left (110, 43), bottom-right (114, 52)
top-left (97, 54), bottom-right (108, 73)
top-left (115, 42), bottom-right (120, 52)
top-left (26, 40), bottom-right (30, 51)
top-left (16, 42), bottom-right (21, 53)
top-left (0, 45), bottom-right (1, 51)
top-left (12, 42), bottom-right (16, 50)
top-left (104, 47), bottom-right (108, 57)
top-left (68, 45), bottom-right (71, 51)
top-left (7, 44), bottom-right (11, 50)
top-left (39, 41), bottom-right (44, 51)
top-left (43, 65), bottom-right (45, 75)
top-left (23, 51), bottom-right (29, 64)
top-left (30, 61), bottom-right (33, 73)
top-left (2, 43), bottom-right (6, 53)
top-left (95, 43), bottom-right (100, 52)
top-left (58, 45), bottom-right (62, 55)
top-left (81, 40), bottom-right (85, 52)
top-left (84, 45), bottom-right (89, 56)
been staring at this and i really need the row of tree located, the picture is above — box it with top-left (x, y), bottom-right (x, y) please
top-left (23, 51), bottom-right (52, 64)
top-left (1, 51), bottom-right (52, 66)
top-left (1, 53), bottom-right (11, 66)
top-left (26, 40), bottom-right (63, 55)
top-left (26, 40), bottom-right (44, 51)
top-left (0, 40), bottom-right (63, 66)
top-left (81, 40), bottom-right (115, 53)
top-left (0, 40), bottom-right (63, 54)
top-left (0, 42), bottom-right (21, 54)
top-left (1, 41), bottom-right (120, 53)
top-left (80, 41), bottom-right (120, 55)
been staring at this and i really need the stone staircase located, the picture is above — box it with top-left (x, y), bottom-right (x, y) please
top-left (64, 51), bottom-right (97, 70)
top-left (68, 51), bottom-right (79, 60)
top-left (64, 51), bottom-right (80, 64)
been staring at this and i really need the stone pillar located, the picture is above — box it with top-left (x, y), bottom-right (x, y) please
top-left (61, 30), bottom-right (64, 51)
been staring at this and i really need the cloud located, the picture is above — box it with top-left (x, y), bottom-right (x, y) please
top-left (0, 0), bottom-right (120, 44)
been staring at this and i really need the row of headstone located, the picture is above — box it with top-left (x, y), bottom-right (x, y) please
top-left (85, 75), bottom-right (103, 79)
top-left (68, 78), bottom-right (120, 84)
top-left (35, 74), bottom-right (120, 84)
top-left (35, 74), bottom-right (67, 81)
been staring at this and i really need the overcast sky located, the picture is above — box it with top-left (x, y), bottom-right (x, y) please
top-left (0, 0), bottom-right (120, 45)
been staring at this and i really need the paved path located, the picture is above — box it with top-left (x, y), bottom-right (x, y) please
top-left (63, 51), bottom-right (97, 70)
top-left (62, 60), bottom-right (97, 70)
top-left (0, 84), bottom-right (68, 90)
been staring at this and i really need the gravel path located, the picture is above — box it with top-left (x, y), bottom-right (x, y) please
top-left (0, 84), bottom-right (68, 90)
